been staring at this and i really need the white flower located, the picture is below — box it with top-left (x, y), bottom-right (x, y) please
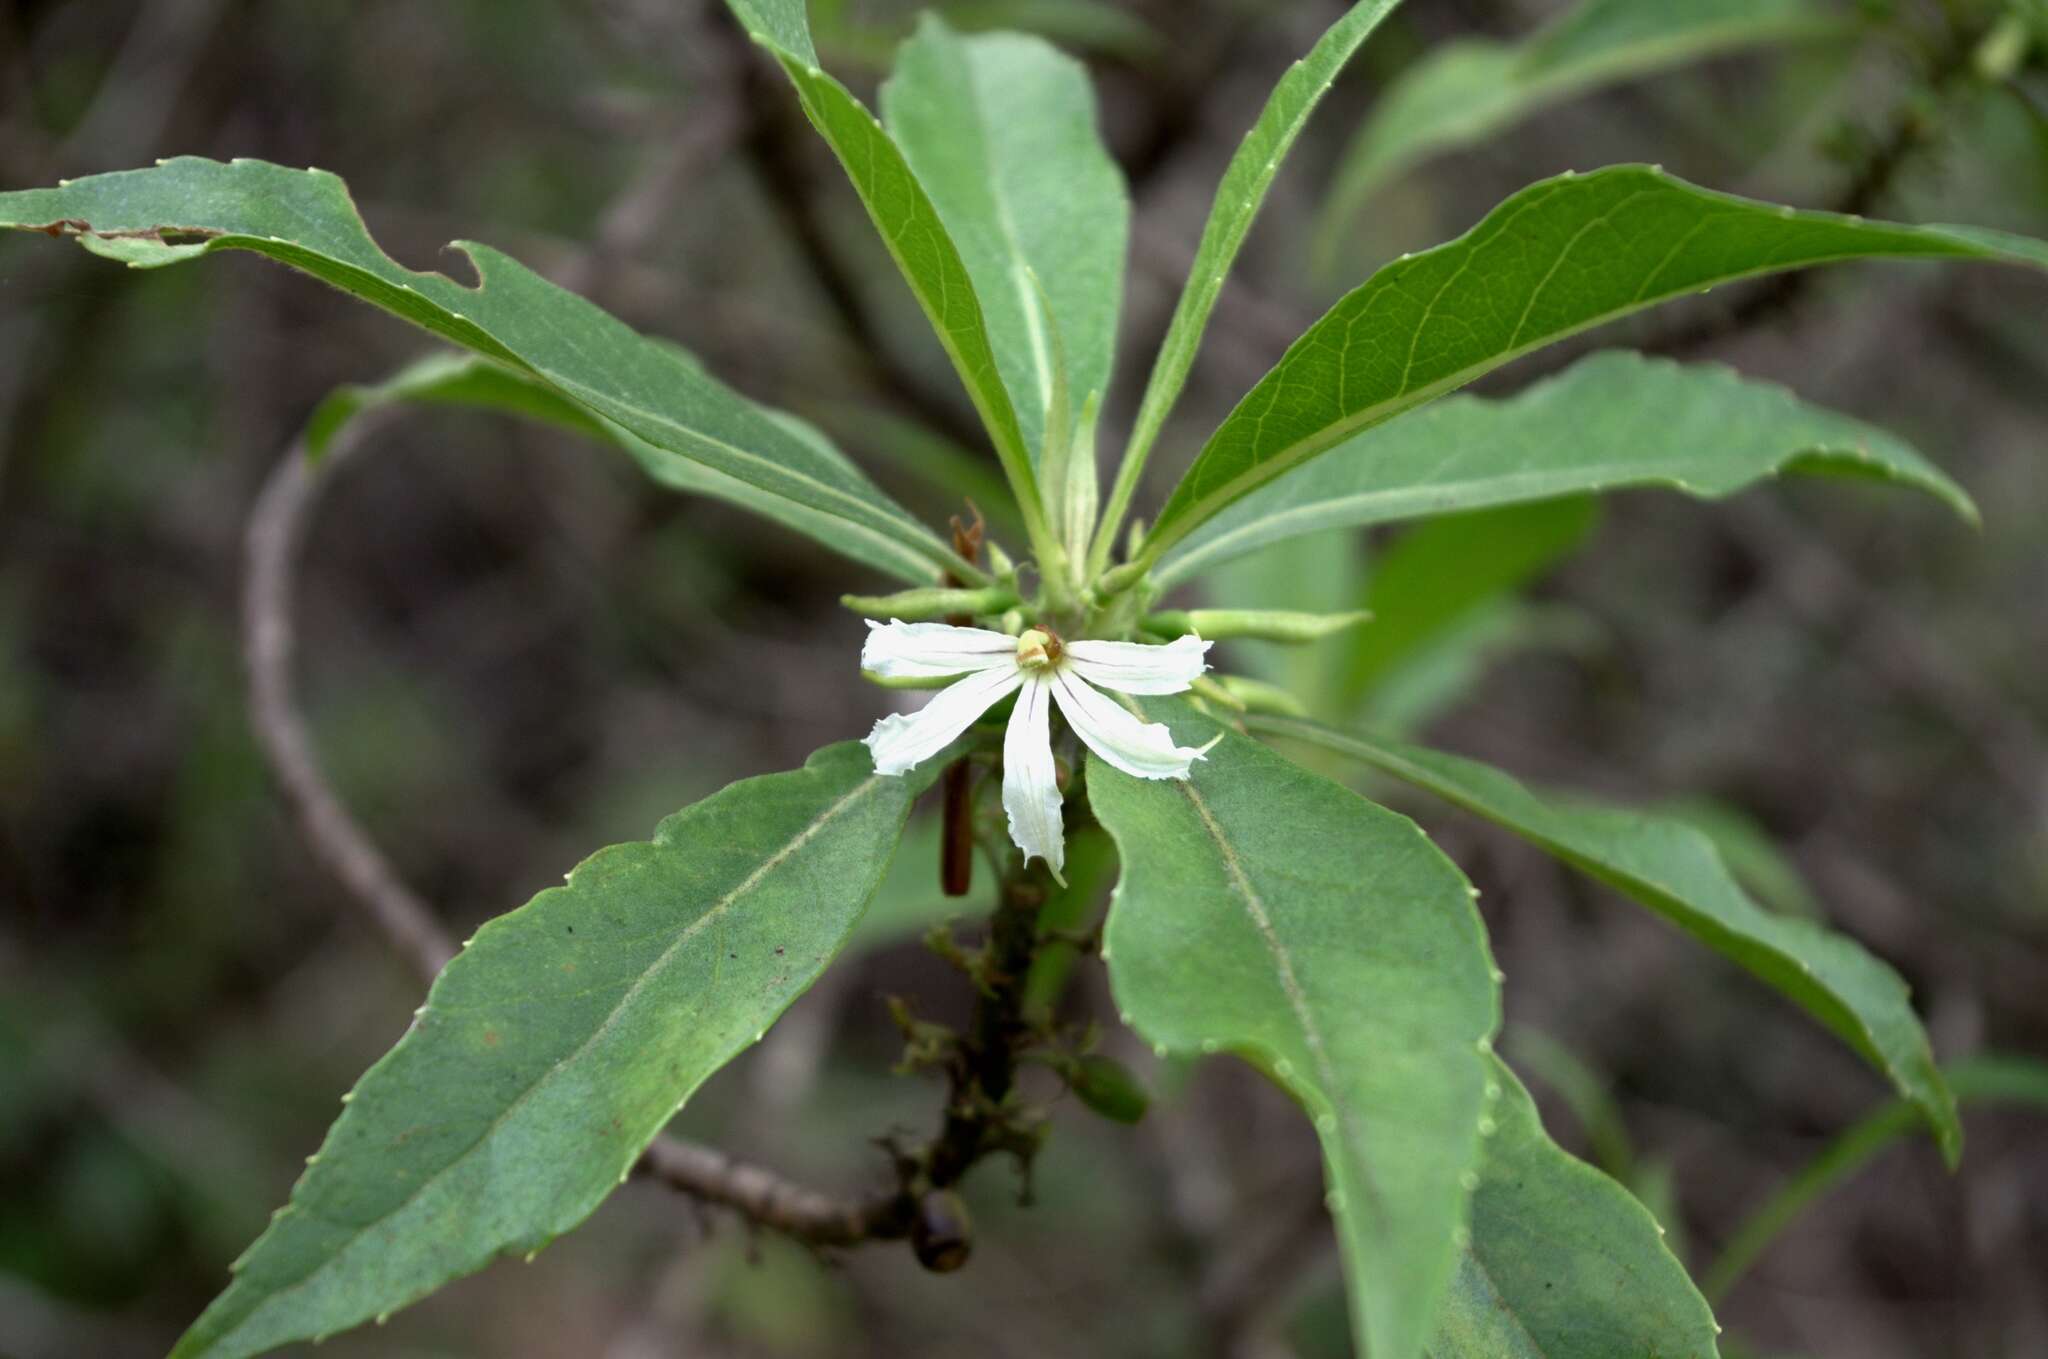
top-left (861, 620), bottom-right (1215, 878)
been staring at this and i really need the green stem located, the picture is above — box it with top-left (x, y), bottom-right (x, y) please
top-left (1702, 1055), bottom-right (2048, 1302)
top-left (1095, 547), bottom-right (1160, 599)
top-left (1005, 456), bottom-right (1075, 607)
top-left (1020, 827), bottom-right (1115, 1027)
top-left (1087, 420), bottom-right (1157, 582)
top-left (841, 584), bottom-right (1018, 620)
top-left (1147, 607), bottom-right (1372, 643)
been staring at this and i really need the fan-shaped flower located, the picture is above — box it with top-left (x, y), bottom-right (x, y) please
top-left (861, 620), bottom-right (1215, 877)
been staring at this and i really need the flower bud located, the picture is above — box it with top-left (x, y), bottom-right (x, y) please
top-left (1069, 1054), bottom-right (1150, 1124)
top-left (1146, 608), bottom-right (1370, 644)
top-left (841, 584), bottom-right (1017, 621)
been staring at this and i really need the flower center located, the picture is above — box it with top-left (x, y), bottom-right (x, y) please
top-left (1015, 627), bottom-right (1063, 670)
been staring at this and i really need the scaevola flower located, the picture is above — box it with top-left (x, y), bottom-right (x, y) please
top-left (861, 620), bottom-right (1215, 877)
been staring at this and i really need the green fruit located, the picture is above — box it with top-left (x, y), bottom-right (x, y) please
top-left (1070, 1055), bottom-right (1150, 1124)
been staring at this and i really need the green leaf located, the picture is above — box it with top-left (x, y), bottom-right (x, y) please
top-left (721, 0), bottom-right (1060, 569)
top-left (1662, 797), bottom-right (1825, 921)
top-left (1090, 699), bottom-right (1499, 1359)
top-left (0, 158), bottom-right (966, 584)
top-left (1427, 1056), bottom-right (1720, 1359)
top-left (727, 0), bottom-right (817, 63)
top-left (848, 813), bottom-right (987, 949)
top-left (1130, 167), bottom-right (2045, 579)
top-left (1094, 0), bottom-right (1405, 576)
top-left (881, 15), bottom-right (1129, 474)
top-left (308, 352), bottom-right (943, 585)
top-left (1341, 497), bottom-right (1600, 706)
top-left (173, 743), bottom-right (937, 1359)
top-left (1247, 717), bottom-right (1963, 1167)
top-left (1152, 344), bottom-right (1982, 588)
top-left (1703, 1055), bottom-right (2048, 1302)
top-left (1313, 0), bottom-right (1846, 274)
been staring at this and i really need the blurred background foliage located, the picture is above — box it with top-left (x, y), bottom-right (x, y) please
top-left (1, 0), bottom-right (2045, 1355)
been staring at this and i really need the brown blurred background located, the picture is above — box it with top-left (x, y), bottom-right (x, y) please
top-left (2, 1), bottom-right (2045, 1355)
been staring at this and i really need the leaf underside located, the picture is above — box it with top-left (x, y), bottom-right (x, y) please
top-left (0, 159), bottom-right (958, 581)
top-left (1157, 348), bottom-right (1976, 586)
top-left (1090, 698), bottom-right (1500, 1359)
top-left (173, 743), bottom-right (933, 1359)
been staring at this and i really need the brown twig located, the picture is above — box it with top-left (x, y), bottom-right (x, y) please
top-left (637, 1137), bottom-right (903, 1246)
top-left (926, 860), bottom-right (1053, 1191)
top-left (942, 507), bottom-right (987, 898)
top-left (242, 417), bottom-right (897, 1244)
top-left (243, 425), bottom-right (1069, 1254)
top-left (237, 13), bottom-right (1086, 1253)
top-left (242, 420), bottom-right (460, 979)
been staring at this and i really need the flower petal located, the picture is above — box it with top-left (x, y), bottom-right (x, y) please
top-left (1051, 670), bottom-right (1210, 780)
top-left (1002, 673), bottom-right (1065, 878)
top-left (862, 618), bottom-right (1018, 679)
top-left (1065, 634), bottom-right (1211, 694)
top-left (864, 665), bottom-right (1022, 775)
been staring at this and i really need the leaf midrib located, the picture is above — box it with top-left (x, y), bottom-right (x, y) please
top-left (945, 42), bottom-right (1058, 422)
top-left (1178, 779), bottom-right (1359, 1165)
top-left (226, 774), bottom-right (885, 1327)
